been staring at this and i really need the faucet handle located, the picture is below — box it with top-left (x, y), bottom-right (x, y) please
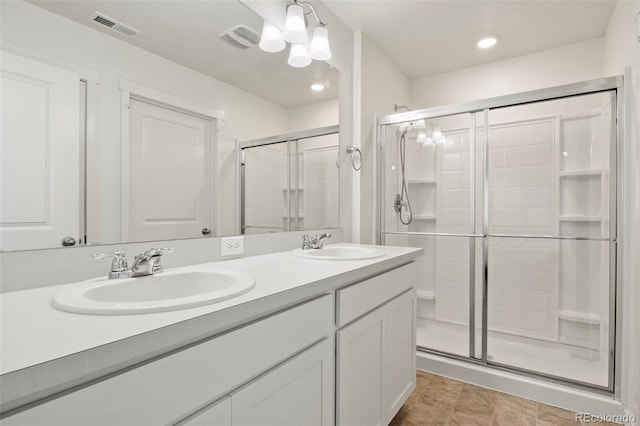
top-left (93, 251), bottom-right (128, 272)
top-left (141, 247), bottom-right (175, 258)
top-left (300, 234), bottom-right (313, 250)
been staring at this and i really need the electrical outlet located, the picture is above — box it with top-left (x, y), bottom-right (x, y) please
top-left (221, 236), bottom-right (244, 256)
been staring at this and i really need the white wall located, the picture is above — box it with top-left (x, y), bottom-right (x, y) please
top-left (1, 1), bottom-right (292, 240)
top-left (602, 0), bottom-right (640, 419)
top-left (410, 38), bottom-right (605, 109)
top-left (358, 32), bottom-right (411, 244)
top-left (287, 98), bottom-right (339, 132)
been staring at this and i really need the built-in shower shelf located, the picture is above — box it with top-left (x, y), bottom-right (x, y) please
top-left (559, 169), bottom-right (602, 178)
top-left (559, 309), bottom-right (600, 325)
top-left (417, 290), bottom-right (436, 300)
top-left (559, 215), bottom-right (602, 222)
top-left (408, 178), bottom-right (437, 184)
top-left (413, 214), bottom-right (436, 221)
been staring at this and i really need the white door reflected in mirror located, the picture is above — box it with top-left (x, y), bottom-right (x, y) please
top-left (0, 51), bottom-right (80, 251)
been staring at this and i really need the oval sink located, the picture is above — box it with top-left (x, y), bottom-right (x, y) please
top-left (52, 270), bottom-right (255, 315)
top-left (292, 245), bottom-right (386, 261)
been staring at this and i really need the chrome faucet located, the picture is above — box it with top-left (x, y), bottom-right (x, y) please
top-left (300, 233), bottom-right (332, 250)
top-left (93, 247), bottom-right (174, 279)
top-left (130, 248), bottom-right (175, 277)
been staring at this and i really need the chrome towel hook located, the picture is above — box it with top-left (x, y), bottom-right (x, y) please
top-left (346, 146), bottom-right (362, 171)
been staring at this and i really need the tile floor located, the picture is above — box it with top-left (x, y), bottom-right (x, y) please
top-left (391, 371), bottom-right (619, 426)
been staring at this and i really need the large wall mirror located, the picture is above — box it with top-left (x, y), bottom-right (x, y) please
top-left (0, 0), bottom-right (339, 251)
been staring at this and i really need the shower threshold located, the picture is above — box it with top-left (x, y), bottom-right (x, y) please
top-left (417, 318), bottom-right (608, 387)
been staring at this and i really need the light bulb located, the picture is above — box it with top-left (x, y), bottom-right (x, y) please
top-left (398, 123), bottom-right (411, 132)
top-left (416, 132), bottom-right (428, 144)
top-left (310, 83), bottom-right (325, 91)
top-left (288, 44), bottom-right (311, 68)
top-left (309, 26), bottom-right (332, 60)
top-left (477, 36), bottom-right (498, 49)
top-left (432, 127), bottom-right (442, 139)
top-left (282, 3), bottom-right (308, 44)
top-left (259, 20), bottom-right (285, 53)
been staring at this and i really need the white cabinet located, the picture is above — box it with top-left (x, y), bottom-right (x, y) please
top-left (3, 296), bottom-right (333, 426)
top-left (180, 397), bottom-right (231, 426)
top-left (337, 306), bottom-right (386, 426)
top-left (232, 339), bottom-right (334, 426)
top-left (384, 291), bottom-right (417, 422)
top-left (337, 279), bottom-right (417, 426)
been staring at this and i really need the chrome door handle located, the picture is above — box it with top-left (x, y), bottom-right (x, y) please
top-left (61, 236), bottom-right (76, 247)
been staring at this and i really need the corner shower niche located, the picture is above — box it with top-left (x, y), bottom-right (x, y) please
top-left (381, 85), bottom-right (616, 389)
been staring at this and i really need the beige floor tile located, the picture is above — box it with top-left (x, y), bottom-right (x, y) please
top-left (446, 411), bottom-right (493, 426)
top-left (492, 403), bottom-right (536, 426)
top-left (402, 401), bottom-right (452, 426)
top-left (495, 393), bottom-right (537, 418)
top-left (453, 384), bottom-right (498, 417)
top-left (418, 377), bottom-right (464, 410)
top-left (537, 403), bottom-right (580, 425)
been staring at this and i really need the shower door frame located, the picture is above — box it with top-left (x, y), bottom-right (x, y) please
top-left (376, 76), bottom-right (623, 395)
top-left (238, 125), bottom-right (339, 234)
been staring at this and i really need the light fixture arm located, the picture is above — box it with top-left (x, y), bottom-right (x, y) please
top-left (394, 104), bottom-right (412, 113)
top-left (293, 0), bottom-right (328, 27)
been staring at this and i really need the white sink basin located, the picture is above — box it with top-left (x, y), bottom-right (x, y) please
top-left (292, 245), bottom-right (386, 261)
top-left (52, 270), bottom-right (255, 315)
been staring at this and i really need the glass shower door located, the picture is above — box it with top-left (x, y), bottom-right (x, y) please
top-left (378, 80), bottom-right (619, 391)
top-left (382, 112), bottom-right (481, 358)
top-left (484, 91), bottom-right (615, 387)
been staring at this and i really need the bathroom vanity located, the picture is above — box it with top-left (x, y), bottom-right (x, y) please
top-left (0, 244), bottom-right (422, 425)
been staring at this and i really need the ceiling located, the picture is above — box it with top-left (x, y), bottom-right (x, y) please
top-left (26, 0), bottom-right (339, 109)
top-left (324, 0), bottom-right (616, 79)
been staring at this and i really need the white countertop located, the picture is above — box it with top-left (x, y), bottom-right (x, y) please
top-left (0, 243), bottom-right (422, 413)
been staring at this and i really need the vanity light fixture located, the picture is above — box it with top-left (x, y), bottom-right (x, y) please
top-left (259, 21), bottom-right (286, 52)
top-left (311, 83), bottom-right (325, 91)
top-left (477, 35), bottom-right (498, 49)
top-left (259, 0), bottom-right (332, 68)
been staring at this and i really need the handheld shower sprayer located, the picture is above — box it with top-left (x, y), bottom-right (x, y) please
top-left (396, 129), bottom-right (412, 225)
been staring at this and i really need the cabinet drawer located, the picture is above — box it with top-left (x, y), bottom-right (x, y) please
top-left (336, 262), bottom-right (416, 327)
top-left (4, 295), bottom-right (333, 426)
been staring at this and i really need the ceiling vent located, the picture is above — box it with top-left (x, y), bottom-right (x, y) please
top-left (219, 25), bottom-right (260, 49)
top-left (89, 12), bottom-right (141, 38)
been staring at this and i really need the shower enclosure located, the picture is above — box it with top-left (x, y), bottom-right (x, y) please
top-left (240, 125), bottom-right (339, 234)
top-left (377, 77), bottom-right (622, 392)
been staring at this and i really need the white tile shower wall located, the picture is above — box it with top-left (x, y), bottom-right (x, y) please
top-left (244, 145), bottom-right (287, 232)
top-left (431, 119), bottom-right (559, 340)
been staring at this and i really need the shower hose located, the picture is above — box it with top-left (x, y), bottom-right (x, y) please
top-left (398, 130), bottom-right (413, 225)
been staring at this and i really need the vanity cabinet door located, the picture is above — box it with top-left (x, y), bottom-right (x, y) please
top-left (336, 288), bottom-right (417, 426)
top-left (384, 289), bottom-right (416, 424)
top-left (179, 396), bottom-right (231, 426)
top-left (231, 339), bottom-right (334, 426)
top-left (337, 307), bottom-right (386, 426)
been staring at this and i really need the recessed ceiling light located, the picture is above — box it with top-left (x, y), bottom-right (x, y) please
top-left (311, 83), bottom-right (325, 92)
top-left (477, 36), bottom-right (498, 49)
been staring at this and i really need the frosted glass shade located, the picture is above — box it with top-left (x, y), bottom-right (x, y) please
top-left (259, 20), bottom-right (285, 53)
top-left (309, 26), bottom-right (332, 60)
top-left (288, 44), bottom-right (312, 68)
top-left (282, 3), bottom-right (308, 44)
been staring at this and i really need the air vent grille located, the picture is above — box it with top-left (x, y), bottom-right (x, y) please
top-left (89, 12), bottom-right (141, 38)
top-left (219, 25), bottom-right (260, 49)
